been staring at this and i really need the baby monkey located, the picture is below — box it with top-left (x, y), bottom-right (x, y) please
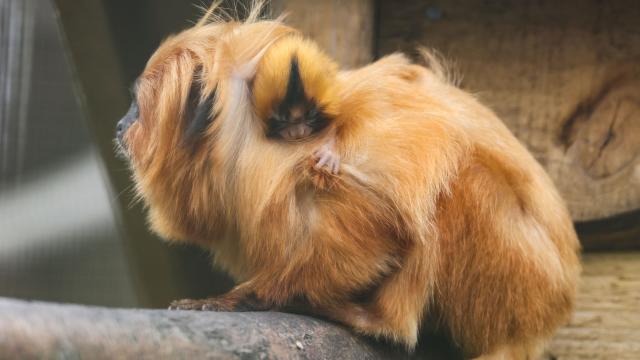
top-left (255, 37), bottom-right (341, 174)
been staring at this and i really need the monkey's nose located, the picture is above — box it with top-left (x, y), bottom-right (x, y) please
top-left (116, 101), bottom-right (139, 145)
top-left (116, 119), bottom-right (124, 136)
top-left (115, 117), bottom-right (132, 145)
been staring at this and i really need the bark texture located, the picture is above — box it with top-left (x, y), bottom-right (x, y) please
top-left (0, 298), bottom-right (455, 359)
top-left (378, 0), bottom-right (640, 228)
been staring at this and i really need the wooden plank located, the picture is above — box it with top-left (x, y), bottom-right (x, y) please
top-left (377, 1), bottom-right (640, 243)
top-left (547, 252), bottom-right (640, 360)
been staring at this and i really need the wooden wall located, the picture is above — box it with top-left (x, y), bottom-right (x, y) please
top-left (270, 0), bottom-right (374, 68)
top-left (377, 0), bottom-right (640, 249)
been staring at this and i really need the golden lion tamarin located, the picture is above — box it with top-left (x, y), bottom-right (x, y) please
top-left (116, 3), bottom-right (581, 358)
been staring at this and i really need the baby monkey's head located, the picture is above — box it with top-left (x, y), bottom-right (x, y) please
top-left (115, 5), bottom-right (340, 243)
top-left (253, 36), bottom-right (339, 141)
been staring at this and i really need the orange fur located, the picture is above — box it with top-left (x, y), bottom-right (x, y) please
top-left (120, 2), bottom-right (581, 357)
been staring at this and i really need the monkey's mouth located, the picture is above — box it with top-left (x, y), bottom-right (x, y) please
top-left (279, 123), bottom-right (313, 141)
top-left (114, 118), bottom-right (134, 160)
top-left (114, 136), bottom-right (130, 160)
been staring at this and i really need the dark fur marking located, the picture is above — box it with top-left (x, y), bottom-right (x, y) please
top-left (184, 69), bottom-right (219, 147)
top-left (266, 56), bottom-right (330, 139)
top-left (281, 56), bottom-right (306, 109)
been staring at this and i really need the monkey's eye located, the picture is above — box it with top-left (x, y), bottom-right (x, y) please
top-left (268, 113), bottom-right (286, 124)
top-left (305, 106), bottom-right (328, 127)
top-left (266, 113), bottom-right (290, 138)
top-left (306, 107), bottom-right (319, 119)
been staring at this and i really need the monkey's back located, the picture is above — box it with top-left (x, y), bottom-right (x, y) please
top-left (324, 54), bottom-right (581, 355)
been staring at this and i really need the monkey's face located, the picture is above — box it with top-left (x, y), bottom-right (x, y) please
top-left (252, 36), bottom-right (339, 142)
top-left (115, 21), bottom-right (296, 243)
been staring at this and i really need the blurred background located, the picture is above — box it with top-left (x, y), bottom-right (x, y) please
top-left (0, 0), bottom-right (238, 308)
top-left (0, 2), bottom-right (638, 354)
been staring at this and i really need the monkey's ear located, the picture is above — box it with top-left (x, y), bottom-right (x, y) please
top-left (183, 70), bottom-right (218, 146)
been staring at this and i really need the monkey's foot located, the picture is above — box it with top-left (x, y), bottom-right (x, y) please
top-left (168, 293), bottom-right (270, 312)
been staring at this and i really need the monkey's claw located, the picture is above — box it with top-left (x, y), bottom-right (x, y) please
top-left (168, 298), bottom-right (231, 311)
top-left (168, 293), bottom-right (269, 312)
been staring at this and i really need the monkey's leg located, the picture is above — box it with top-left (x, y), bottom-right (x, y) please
top-left (316, 250), bottom-right (435, 349)
top-left (168, 282), bottom-right (271, 312)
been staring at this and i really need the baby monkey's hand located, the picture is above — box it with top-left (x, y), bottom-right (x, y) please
top-left (313, 136), bottom-right (340, 174)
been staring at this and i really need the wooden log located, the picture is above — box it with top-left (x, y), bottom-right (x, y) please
top-left (270, 0), bottom-right (374, 68)
top-left (377, 0), bottom-right (640, 247)
top-left (0, 298), bottom-right (457, 359)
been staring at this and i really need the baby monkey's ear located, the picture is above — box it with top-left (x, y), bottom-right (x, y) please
top-left (183, 68), bottom-right (218, 147)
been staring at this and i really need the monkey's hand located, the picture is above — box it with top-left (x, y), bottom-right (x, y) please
top-left (313, 141), bottom-right (340, 175)
top-left (307, 137), bottom-right (340, 190)
top-left (168, 285), bottom-right (271, 312)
